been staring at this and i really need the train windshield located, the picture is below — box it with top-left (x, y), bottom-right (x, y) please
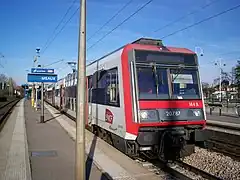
top-left (170, 68), bottom-right (200, 99)
top-left (137, 66), bottom-right (169, 99)
top-left (136, 66), bottom-right (200, 100)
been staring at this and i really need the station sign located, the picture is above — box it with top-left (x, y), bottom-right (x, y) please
top-left (31, 68), bottom-right (54, 74)
top-left (27, 73), bottom-right (58, 83)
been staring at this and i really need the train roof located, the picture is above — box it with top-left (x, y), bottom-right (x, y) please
top-left (87, 38), bottom-right (195, 67)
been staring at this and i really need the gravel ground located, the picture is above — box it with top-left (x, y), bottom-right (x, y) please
top-left (183, 147), bottom-right (240, 180)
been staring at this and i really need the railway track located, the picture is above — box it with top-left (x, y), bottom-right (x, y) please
top-left (0, 99), bottom-right (20, 130)
top-left (199, 127), bottom-right (240, 161)
top-left (205, 138), bottom-right (240, 161)
top-left (134, 156), bottom-right (222, 180)
top-left (176, 160), bottom-right (222, 180)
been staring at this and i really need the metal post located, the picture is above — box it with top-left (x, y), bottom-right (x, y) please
top-left (35, 85), bottom-right (38, 110)
top-left (215, 59), bottom-right (225, 102)
top-left (76, 0), bottom-right (86, 179)
top-left (219, 60), bottom-right (222, 102)
top-left (34, 50), bottom-right (40, 108)
top-left (32, 84), bottom-right (35, 107)
top-left (40, 82), bottom-right (44, 123)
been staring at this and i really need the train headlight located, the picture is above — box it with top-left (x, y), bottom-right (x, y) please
top-left (140, 111), bottom-right (148, 119)
top-left (139, 110), bottom-right (158, 122)
top-left (192, 110), bottom-right (201, 117)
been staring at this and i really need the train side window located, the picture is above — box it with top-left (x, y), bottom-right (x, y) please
top-left (107, 69), bottom-right (119, 106)
top-left (88, 76), bottom-right (93, 89)
top-left (91, 67), bottom-right (120, 107)
top-left (55, 89), bottom-right (59, 97)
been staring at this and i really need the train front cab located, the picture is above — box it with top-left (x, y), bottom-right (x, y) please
top-left (122, 40), bottom-right (208, 160)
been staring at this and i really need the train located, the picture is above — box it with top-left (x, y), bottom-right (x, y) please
top-left (45, 38), bottom-right (207, 161)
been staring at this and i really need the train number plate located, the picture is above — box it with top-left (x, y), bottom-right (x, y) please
top-left (165, 110), bottom-right (181, 117)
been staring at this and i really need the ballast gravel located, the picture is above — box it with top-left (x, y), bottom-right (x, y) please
top-left (183, 147), bottom-right (240, 180)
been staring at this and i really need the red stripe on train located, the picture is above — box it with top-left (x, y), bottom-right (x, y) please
top-left (137, 120), bottom-right (206, 127)
top-left (139, 100), bottom-right (203, 109)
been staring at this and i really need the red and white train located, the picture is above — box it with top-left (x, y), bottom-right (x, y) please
top-left (45, 38), bottom-right (207, 161)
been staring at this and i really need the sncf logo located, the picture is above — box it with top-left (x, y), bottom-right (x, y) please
top-left (105, 109), bottom-right (113, 124)
top-left (189, 102), bottom-right (200, 107)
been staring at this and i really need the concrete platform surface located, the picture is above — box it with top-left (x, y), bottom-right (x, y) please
top-left (206, 114), bottom-right (240, 124)
top-left (24, 100), bottom-right (110, 180)
top-left (45, 103), bottom-right (166, 180)
top-left (0, 99), bottom-right (31, 180)
top-left (206, 120), bottom-right (240, 135)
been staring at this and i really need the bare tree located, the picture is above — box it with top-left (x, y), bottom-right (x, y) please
top-left (0, 74), bottom-right (7, 82)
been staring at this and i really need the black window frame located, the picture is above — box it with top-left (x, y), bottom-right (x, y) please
top-left (135, 50), bottom-right (197, 66)
top-left (88, 67), bottom-right (120, 107)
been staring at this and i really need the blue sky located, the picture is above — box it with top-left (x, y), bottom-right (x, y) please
top-left (0, 0), bottom-right (240, 85)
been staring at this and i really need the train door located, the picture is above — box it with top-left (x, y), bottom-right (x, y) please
top-left (52, 87), bottom-right (55, 106)
top-left (87, 76), bottom-right (93, 126)
top-left (60, 85), bottom-right (64, 110)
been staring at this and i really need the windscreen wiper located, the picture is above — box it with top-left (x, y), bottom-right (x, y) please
top-left (171, 65), bottom-right (185, 82)
top-left (152, 64), bottom-right (159, 96)
top-left (171, 65), bottom-right (185, 99)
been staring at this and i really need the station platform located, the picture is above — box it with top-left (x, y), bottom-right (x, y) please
top-left (0, 99), bottom-right (161, 180)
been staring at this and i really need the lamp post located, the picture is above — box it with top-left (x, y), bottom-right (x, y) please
top-left (215, 58), bottom-right (226, 102)
top-left (195, 46), bottom-right (204, 57)
top-left (7, 84), bottom-right (10, 96)
top-left (67, 61), bottom-right (77, 73)
top-left (34, 48), bottom-right (40, 110)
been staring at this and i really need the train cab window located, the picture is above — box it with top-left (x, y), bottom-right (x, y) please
top-left (170, 68), bottom-right (200, 99)
top-left (137, 66), bottom-right (169, 99)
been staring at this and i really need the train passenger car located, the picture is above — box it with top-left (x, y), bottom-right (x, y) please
top-left (45, 83), bottom-right (55, 105)
top-left (63, 72), bottom-right (77, 116)
top-left (54, 78), bottom-right (64, 109)
top-left (48, 38), bottom-right (207, 161)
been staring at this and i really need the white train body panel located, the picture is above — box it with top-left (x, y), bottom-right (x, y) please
top-left (86, 48), bottom-right (128, 139)
top-left (54, 79), bottom-right (63, 108)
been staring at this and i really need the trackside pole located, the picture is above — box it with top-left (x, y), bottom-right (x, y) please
top-left (35, 85), bottom-right (38, 110)
top-left (40, 82), bottom-right (44, 123)
top-left (32, 84), bottom-right (35, 107)
top-left (76, 0), bottom-right (86, 179)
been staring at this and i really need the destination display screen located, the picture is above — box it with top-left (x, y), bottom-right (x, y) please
top-left (134, 50), bottom-right (197, 65)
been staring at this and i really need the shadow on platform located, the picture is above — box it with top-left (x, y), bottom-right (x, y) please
top-left (86, 135), bottom-right (113, 180)
top-left (44, 114), bottom-right (62, 123)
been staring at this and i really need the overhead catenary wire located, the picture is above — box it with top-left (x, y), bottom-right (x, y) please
top-left (43, 59), bottom-right (65, 67)
top-left (87, 0), bottom-right (220, 52)
top-left (40, 1), bottom-right (133, 67)
top-left (87, 0), bottom-right (154, 51)
top-left (161, 3), bottom-right (240, 39)
top-left (217, 51), bottom-right (240, 57)
top-left (42, 0), bottom-right (78, 53)
top-left (41, 7), bottom-right (80, 55)
top-left (154, 0), bottom-right (222, 33)
top-left (87, 0), bottom-right (134, 42)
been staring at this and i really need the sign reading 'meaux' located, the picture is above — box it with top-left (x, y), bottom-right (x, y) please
top-left (27, 73), bottom-right (58, 83)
